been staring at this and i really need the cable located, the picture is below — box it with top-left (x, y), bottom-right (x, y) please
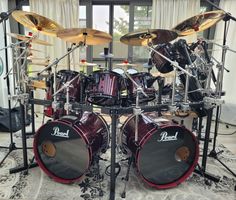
top-left (105, 162), bottom-right (121, 178)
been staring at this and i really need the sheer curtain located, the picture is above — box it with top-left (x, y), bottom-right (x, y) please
top-left (0, 0), bottom-right (13, 108)
top-left (212, 0), bottom-right (236, 124)
top-left (151, 0), bottom-right (200, 84)
top-left (29, 0), bottom-right (80, 71)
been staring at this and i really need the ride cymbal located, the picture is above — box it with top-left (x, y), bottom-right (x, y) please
top-left (172, 10), bottom-right (225, 36)
top-left (8, 33), bottom-right (52, 46)
top-left (57, 28), bottom-right (112, 45)
top-left (120, 29), bottom-right (178, 46)
top-left (12, 10), bottom-right (64, 36)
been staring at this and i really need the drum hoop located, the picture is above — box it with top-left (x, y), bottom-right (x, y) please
top-left (135, 124), bottom-right (199, 189)
top-left (33, 119), bottom-right (91, 184)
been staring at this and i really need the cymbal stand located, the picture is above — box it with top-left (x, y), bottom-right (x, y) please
top-left (204, 4), bottom-right (236, 178)
top-left (120, 72), bottom-right (148, 198)
top-left (0, 19), bottom-right (35, 166)
top-left (38, 42), bottom-right (83, 118)
top-left (53, 74), bottom-right (80, 115)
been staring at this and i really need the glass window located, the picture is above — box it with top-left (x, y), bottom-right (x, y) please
top-left (113, 5), bottom-right (129, 59)
top-left (79, 6), bottom-right (87, 60)
top-left (79, 6), bottom-right (87, 28)
top-left (133, 5), bottom-right (152, 61)
top-left (92, 5), bottom-right (110, 59)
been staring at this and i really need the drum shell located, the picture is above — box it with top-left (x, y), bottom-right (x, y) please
top-left (86, 70), bottom-right (126, 106)
top-left (34, 112), bottom-right (109, 184)
top-left (121, 114), bottom-right (199, 189)
top-left (127, 72), bottom-right (156, 103)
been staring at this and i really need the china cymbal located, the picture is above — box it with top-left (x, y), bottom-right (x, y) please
top-left (172, 10), bottom-right (225, 36)
top-left (12, 10), bottom-right (64, 36)
top-left (57, 28), bottom-right (112, 45)
top-left (120, 29), bottom-right (178, 46)
top-left (8, 33), bottom-right (52, 46)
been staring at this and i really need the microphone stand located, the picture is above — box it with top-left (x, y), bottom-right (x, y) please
top-left (205, 1), bottom-right (236, 178)
top-left (0, 9), bottom-right (19, 166)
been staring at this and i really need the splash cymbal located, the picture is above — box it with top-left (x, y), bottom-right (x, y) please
top-left (8, 33), bottom-right (52, 46)
top-left (172, 10), bottom-right (225, 36)
top-left (120, 29), bottom-right (178, 46)
top-left (12, 10), bottom-right (64, 36)
top-left (57, 28), bottom-right (112, 45)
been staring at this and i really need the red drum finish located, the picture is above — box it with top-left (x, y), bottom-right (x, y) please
top-left (34, 112), bottom-right (109, 184)
top-left (151, 43), bottom-right (175, 73)
top-left (86, 70), bottom-right (126, 106)
top-left (44, 70), bottom-right (86, 117)
top-left (127, 72), bottom-right (156, 103)
top-left (121, 114), bottom-right (199, 189)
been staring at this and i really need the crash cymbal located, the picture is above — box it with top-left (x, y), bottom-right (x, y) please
top-left (8, 33), bottom-right (52, 46)
top-left (57, 28), bottom-right (112, 45)
top-left (120, 29), bottom-right (178, 46)
top-left (12, 10), bottom-right (63, 36)
top-left (172, 10), bottom-right (225, 36)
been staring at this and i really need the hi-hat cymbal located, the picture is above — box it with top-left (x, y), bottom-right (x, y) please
top-left (80, 60), bottom-right (98, 66)
top-left (8, 33), bottom-right (52, 46)
top-left (12, 10), bottom-right (64, 36)
top-left (172, 10), bottom-right (225, 36)
top-left (120, 29), bottom-right (178, 46)
top-left (116, 61), bottom-right (137, 67)
top-left (57, 28), bottom-right (112, 45)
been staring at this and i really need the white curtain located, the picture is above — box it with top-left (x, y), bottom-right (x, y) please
top-left (151, 0), bottom-right (200, 85)
top-left (152, 0), bottom-right (200, 43)
top-left (212, 0), bottom-right (236, 124)
top-left (0, 0), bottom-right (13, 108)
top-left (29, 0), bottom-right (80, 71)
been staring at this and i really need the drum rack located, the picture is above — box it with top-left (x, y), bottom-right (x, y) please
top-left (15, 97), bottom-right (222, 200)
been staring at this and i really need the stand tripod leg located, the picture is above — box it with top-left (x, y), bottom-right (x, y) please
top-left (0, 142), bottom-right (18, 166)
top-left (121, 156), bottom-right (133, 198)
top-left (109, 112), bottom-right (118, 200)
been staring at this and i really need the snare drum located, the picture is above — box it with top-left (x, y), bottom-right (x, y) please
top-left (34, 112), bottom-right (109, 183)
top-left (121, 114), bottom-right (199, 189)
top-left (86, 70), bottom-right (126, 106)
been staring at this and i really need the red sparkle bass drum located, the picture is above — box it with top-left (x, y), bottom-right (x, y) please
top-left (121, 114), bottom-right (199, 189)
top-left (34, 112), bottom-right (109, 184)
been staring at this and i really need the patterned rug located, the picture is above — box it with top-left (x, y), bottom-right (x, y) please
top-left (0, 133), bottom-right (236, 200)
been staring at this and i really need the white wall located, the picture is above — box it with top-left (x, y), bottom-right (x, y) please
top-left (213, 0), bottom-right (236, 124)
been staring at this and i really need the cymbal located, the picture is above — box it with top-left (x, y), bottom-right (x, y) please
top-left (172, 10), bottom-right (225, 36)
top-left (7, 33), bottom-right (52, 46)
top-left (12, 10), bottom-right (64, 36)
top-left (80, 60), bottom-right (97, 66)
top-left (120, 29), bottom-right (178, 46)
top-left (29, 80), bottom-right (47, 89)
top-left (28, 61), bottom-right (49, 66)
top-left (57, 28), bottom-right (112, 45)
top-left (27, 57), bottom-right (50, 62)
top-left (116, 61), bottom-right (137, 67)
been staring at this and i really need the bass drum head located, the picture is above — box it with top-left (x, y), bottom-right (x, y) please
top-left (137, 124), bottom-right (199, 188)
top-left (34, 118), bottom-right (90, 183)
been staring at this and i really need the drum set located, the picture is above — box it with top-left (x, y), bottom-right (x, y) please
top-left (1, 8), bottom-right (235, 200)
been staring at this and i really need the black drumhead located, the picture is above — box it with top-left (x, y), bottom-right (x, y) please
top-left (34, 120), bottom-right (90, 183)
top-left (138, 125), bottom-right (198, 187)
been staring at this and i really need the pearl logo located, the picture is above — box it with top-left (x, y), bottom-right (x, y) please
top-left (158, 131), bottom-right (178, 142)
top-left (51, 127), bottom-right (69, 138)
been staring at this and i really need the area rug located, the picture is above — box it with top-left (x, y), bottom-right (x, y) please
top-left (0, 132), bottom-right (236, 200)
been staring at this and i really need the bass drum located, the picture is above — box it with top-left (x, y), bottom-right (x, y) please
top-left (121, 114), bottom-right (199, 189)
top-left (34, 112), bottom-right (109, 184)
